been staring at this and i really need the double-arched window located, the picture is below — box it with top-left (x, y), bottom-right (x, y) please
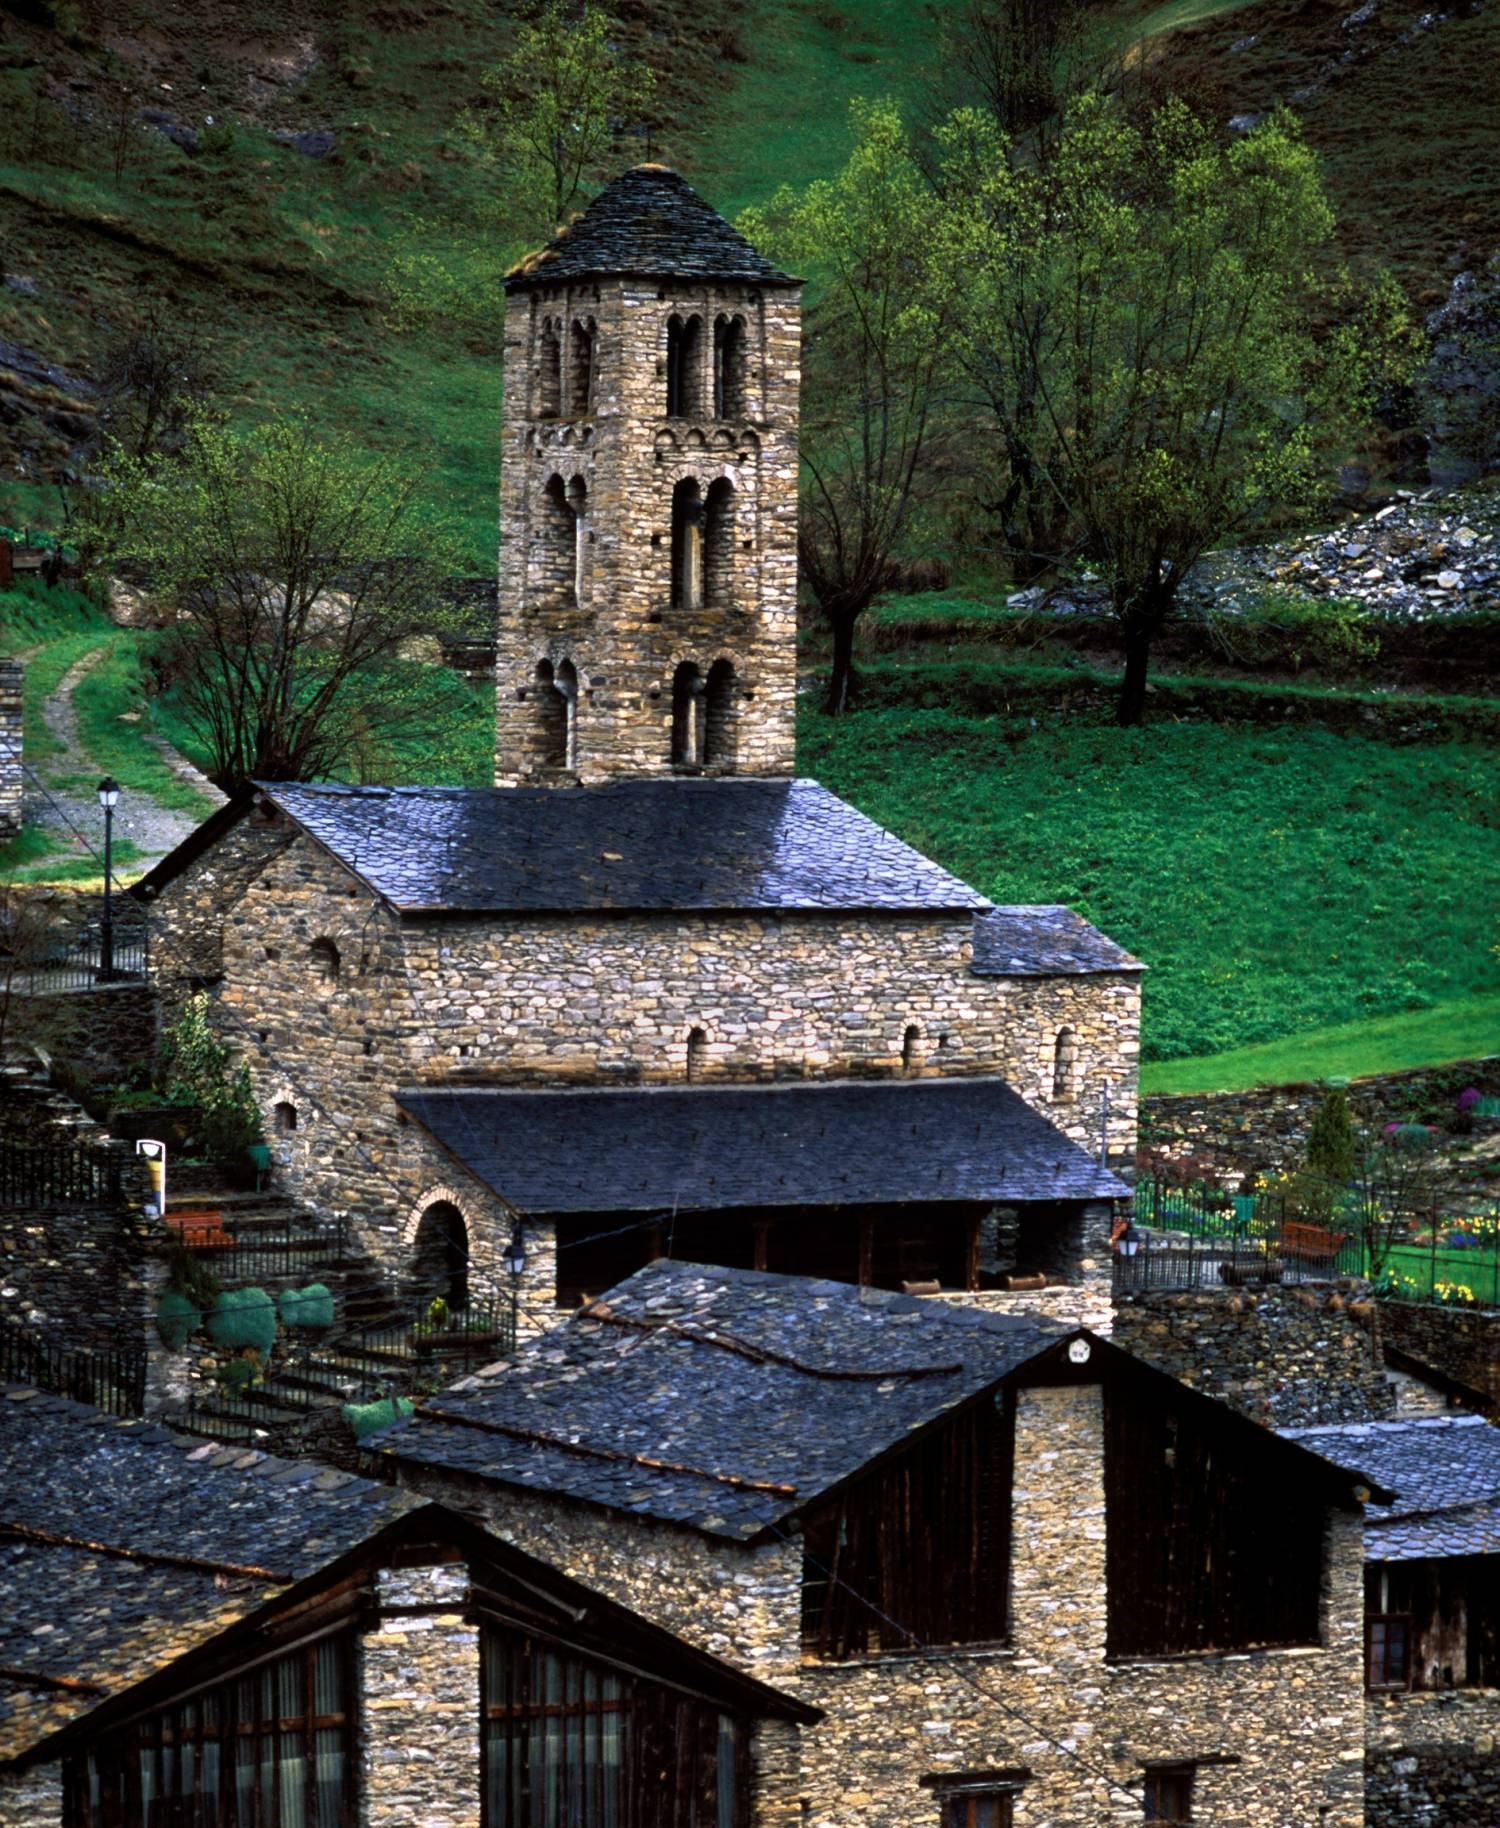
top-left (533, 657), bottom-right (579, 771)
top-left (672, 659), bottom-right (735, 769)
top-left (670, 477), bottom-right (735, 611)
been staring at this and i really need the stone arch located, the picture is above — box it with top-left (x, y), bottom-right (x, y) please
top-left (671, 661), bottom-right (704, 767)
top-left (670, 477), bottom-right (705, 610)
top-left (666, 313), bottom-right (704, 418)
top-left (536, 473), bottom-right (576, 606)
top-left (704, 658), bottom-right (736, 769)
top-left (1053, 1027), bottom-right (1078, 1102)
top-left (713, 313), bottom-right (748, 419)
top-left (901, 1024), bottom-right (924, 1077)
top-left (272, 1099), bottom-right (298, 1133)
top-left (309, 937), bottom-right (340, 985)
top-left (686, 1026), bottom-right (709, 1083)
top-left (409, 1197), bottom-right (470, 1312)
top-left (703, 477), bottom-right (735, 607)
top-left (569, 317), bottom-right (596, 415)
top-left (531, 658), bottom-right (576, 771)
top-left (538, 316), bottom-right (562, 418)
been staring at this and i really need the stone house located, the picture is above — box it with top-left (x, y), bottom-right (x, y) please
top-left (1282, 1413), bottom-right (1500, 1828)
top-left (132, 165), bottom-right (1142, 1333)
top-left (373, 1260), bottom-right (1386, 1828)
top-left (0, 1385), bottom-right (815, 1828)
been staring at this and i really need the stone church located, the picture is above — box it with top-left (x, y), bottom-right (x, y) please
top-left (136, 166), bottom-right (1142, 1329)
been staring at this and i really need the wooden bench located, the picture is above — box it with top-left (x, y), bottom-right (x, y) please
top-left (165, 1207), bottom-right (233, 1250)
top-left (1280, 1221), bottom-right (1347, 1264)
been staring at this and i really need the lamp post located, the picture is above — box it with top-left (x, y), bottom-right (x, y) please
top-left (97, 777), bottom-right (120, 982)
top-left (504, 1226), bottom-right (526, 1355)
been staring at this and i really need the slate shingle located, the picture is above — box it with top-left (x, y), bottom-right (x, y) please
top-left (1280, 1414), bottom-right (1500, 1560)
top-left (0, 1389), bottom-right (414, 1760)
top-left (506, 165), bottom-right (797, 290)
top-left (395, 1075), bottom-right (1132, 1214)
top-left (254, 778), bottom-right (988, 915)
top-left (377, 1262), bottom-right (1069, 1539)
top-left (971, 906), bottom-right (1145, 978)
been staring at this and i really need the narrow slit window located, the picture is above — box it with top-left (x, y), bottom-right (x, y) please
top-left (1052, 1027), bottom-right (1076, 1102)
top-left (670, 479), bottom-right (705, 610)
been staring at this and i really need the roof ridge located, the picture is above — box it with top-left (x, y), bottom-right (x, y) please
top-left (580, 1301), bottom-right (966, 1380)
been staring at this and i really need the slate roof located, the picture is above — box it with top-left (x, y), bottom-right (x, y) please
top-left (1281, 1414), bottom-right (1500, 1560)
top-left (396, 1075), bottom-right (1132, 1214)
top-left (375, 1262), bottom-right (1070, 1539)
top-left (971, 906), bottom-right (1145, 978)
top-left (245, 778), bottom-right (988, 915)
top-left (0, 1387), bottom-right (414, 1762)
top-left (506, 165), bottom-right (796, 290)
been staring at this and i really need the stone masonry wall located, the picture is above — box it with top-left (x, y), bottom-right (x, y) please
top-left (188, 831), bottom-right (1137, 1308)
top-left (1113, 1283), bottom-right (1397, 1427)
top-left (415, 1378), bottom-right (1367, 1828)
top-left (1141, 1056), bottom-right (1500, 1178)
top-left (362, 1561), bottom-right (481, 1828)
top-left (0, 656), bottom-right (22, 839)
top-left (496, 277), bottom-right (801, 785)
top-left (0, 1763), bottom-right (62, 1826)
top-left (1378, 1300), bottom-right (1500, 1407)
top-left (1366, 1690), bottom-right (1500, 1827)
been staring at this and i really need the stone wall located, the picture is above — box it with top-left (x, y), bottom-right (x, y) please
top-left (6, 982), bottom-right (158, 1090)
top-left (0, 1763), bottom-right (61, 1826)
top-left (1113, 1283), bottom-right (1397, 1427)
top-left (175, 828), bottom-right (1137, 1309)
top-left (1379, 1301), bottom-right (1500, 1408)
top-left (413, 1378), bottom-right (1368, 1828)
top-left (0, 656), bottom-right (21, 839)
top-left (1141, 1056), bottom-right (1500, 1179)
top-left (1366, 1689), bottom-right (1500, 1827)
top-left (496, 276), bottom-right (801, 785)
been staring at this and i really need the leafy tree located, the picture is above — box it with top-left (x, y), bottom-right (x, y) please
top-left (741, 100), bottom-right (958, 712)
top-left (463, 2), bottom-right (656, 242)
top-left (82, 414), bottom-right (462, 787)
top-left (939, 94), bottom-right (1416, 723)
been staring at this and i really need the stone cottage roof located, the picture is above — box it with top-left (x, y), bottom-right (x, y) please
top-left (971, 906), bottom-right (1145, 977)
top-left (1281, 1413), bottom-right (1500, 1561)
top-left (0, 1387), bottom-right (414, 1761)
top-left (0, 1387), bottom-right (815, 1769)
top-left (396, 1075), bottom-right (1132, 1213)
top-left (247, 778), bottom-right (989, 914)
top-left (375, 1263), bottom-right (1381, 1540)
top-left (375, 1263), bottom-right (1070, 1539)
top-left (506, 164), bottom-right (797, 291)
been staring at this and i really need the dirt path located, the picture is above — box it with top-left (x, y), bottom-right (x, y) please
top-left (26, 643), bottom-right (224, 872)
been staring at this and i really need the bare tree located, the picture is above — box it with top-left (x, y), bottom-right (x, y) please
top-left (94, 304), bottom-right (217, 467)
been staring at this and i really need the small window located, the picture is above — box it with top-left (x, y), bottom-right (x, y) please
top-left (687, 1027), bottom-right (709, 1083)
top-left (539, 317), bottom-right (562, 417)
top-left (310, 937), bottom-right (340, 984)
top-left (941, 1795), bottom-right (1014, 1828)
top-left (1367, 1615), bottom-right (1412, 1691)
top-left (704, 658), bottom-right (735, 769)
top-left (672, 661), bottom-right (704, 767)
top-left (671, 477), bottom-right (704, 610)
top-left (666, 313), bottom-right (703, 417)
top-left (703, 477), bottom-right (735, 607)
top-left (570, 317), bottom-right (596, 415)
top-left (1052, 1026), bottom-right (1077, 1101)
top-left (273, 1100), bottom-right (297, 1134)
top-left (713, 314), bottom-right (748, 419)
top-left (902, 1025), bottom-right (923, 1077)
top-left (1144, 1768), bottom-right (1194, 1825)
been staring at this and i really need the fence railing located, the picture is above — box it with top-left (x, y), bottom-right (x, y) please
top-left (344, 1297), bottom-right (516, 1376)
top-left (0, 1316), bottom-right (146, 1417)
top-left (8, 921), bottom-right (149, 992)
top-left (0, 1138), bottom-right (128, 1209)
top-left (177, 1218), bottom-right (351, 1285)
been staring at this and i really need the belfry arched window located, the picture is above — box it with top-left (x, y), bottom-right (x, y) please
top-left (666, 314), bottom-right (703, 418)
top-left (538, 318), bottom-right (562, 418)
top-left (704, 658), bottom-right (735, 769)
top-left (533, 658), bottom-right (577, 771)
top-left (1053, 1027), bottom-right (1077, 1102)
top-left (713, 314), bottom-right (748, 419)
top-left (569, 318), bottom-right (596, 415)
top-left (539, 475), bottom-right (576, 606)
top-left (566, 475), bottom-right (589, 605)
top-left (670, 478), bottom-right (704, 610)
top-left (671, 661), bottom-right (705, 767)
top-left (703, 477), bottom-right (735, 607)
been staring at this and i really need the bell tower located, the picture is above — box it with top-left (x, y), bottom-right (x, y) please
top-left (495, 166), bottom-right (802, 786)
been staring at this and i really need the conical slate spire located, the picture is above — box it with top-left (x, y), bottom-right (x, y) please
top-left (505, 165), bottom-right (797, 290)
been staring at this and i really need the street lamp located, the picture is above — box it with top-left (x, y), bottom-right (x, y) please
top-left (504, 1226), bottom-right (526, 1353)
top-left (97, 777), bottom-right (120, 982)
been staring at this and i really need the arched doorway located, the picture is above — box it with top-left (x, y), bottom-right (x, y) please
top-left (411, 1200), bottom-right (470, 1312)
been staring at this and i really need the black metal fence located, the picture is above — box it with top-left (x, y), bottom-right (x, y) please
top-left (0, 1138), bottom-right (128, 1209)
top-left (346, 1297), bottom-right (516, 1375)
top-left (0, 1316), bottom-right (146, 1416)
top-left (8, 920), bottom-right (149, 992)
top-left (1116, 1177), bottom-right (1367, 1294)
top-left (179, 1218), bottom-right (351, 1285)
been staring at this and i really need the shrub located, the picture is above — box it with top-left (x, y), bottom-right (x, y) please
top-left (1305, 1087), bottom-right (1356, 1186)
top-left (218, 1354), bottom-right (259, 1397)
top-left (206, 1286), bottom-right (277, 1354)
top-left (280, 1283), bottom-right (335, 1330)
top-left (155, 1289), bottom-right (199, 1352)
top-left (159, 994), bottom-right (264, 1167)
top-left (342, 1395), bottom-right (414, 1442)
